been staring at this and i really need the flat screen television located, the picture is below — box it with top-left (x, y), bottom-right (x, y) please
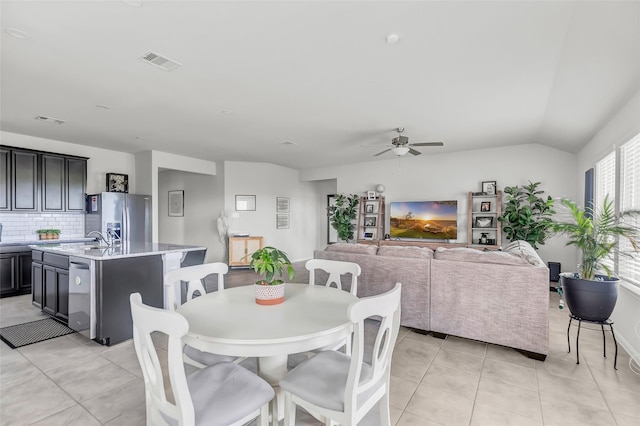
top-left (389, 200), bottom-right (458, 240)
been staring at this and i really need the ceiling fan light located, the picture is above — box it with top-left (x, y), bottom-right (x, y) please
top-left (391, 147), bottom-right (410, 156)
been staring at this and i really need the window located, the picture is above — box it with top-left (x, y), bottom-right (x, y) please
top-left (619, 137), bottom-right (640, 286)
top-left (595, 134), bottom-right (640, 287)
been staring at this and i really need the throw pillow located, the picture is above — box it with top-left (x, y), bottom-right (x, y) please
top-left (377, 245), bottom-right (434, 259)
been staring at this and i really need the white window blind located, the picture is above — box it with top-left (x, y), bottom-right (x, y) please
top-left (595, 151), bottom-right (616, 273)
top-left (619, 135), bottom-right (640, 286)
top-left (595, 151), bottom-right (616, 209)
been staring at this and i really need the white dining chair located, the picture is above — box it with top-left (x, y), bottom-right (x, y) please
top-left (301, 259), bottom-right (362, 357)
top-left (129, 293), bottom-right (274, 426)
top-left (280, 283), bottom-right (402, 426)
top-left (306, 258), bottom-right (361, 296)
top-left (164, 262), bottom-right (239, 368)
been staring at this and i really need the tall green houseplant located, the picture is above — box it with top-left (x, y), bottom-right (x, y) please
top-left (552, 195), bottom-right (640, 280)
top-left (328, 194), bottom-right (359, 242)
top-left (498, 181), bottom-right (555, 249)
top-left (550, 195), bottom-right (639, 323)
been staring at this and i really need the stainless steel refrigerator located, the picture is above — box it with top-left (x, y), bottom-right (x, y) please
top-left (85, 193), bottom-right (152, 242)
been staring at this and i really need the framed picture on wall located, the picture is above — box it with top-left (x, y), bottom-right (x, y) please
top-left (276, 197), bottom-right (290, 213)
top-left (168, 190), bottom-right (184, 217)
top-left (276, 214), bottom-right (290, 229)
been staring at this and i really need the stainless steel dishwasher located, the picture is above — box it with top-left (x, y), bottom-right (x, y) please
top-left (68, 256), bottom-right (96, 339)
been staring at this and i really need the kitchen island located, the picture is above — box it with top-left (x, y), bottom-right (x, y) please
top-left (31, 242), bottom-right (206, 345)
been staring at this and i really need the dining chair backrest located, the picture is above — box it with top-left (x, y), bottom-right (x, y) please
top-left (345, 282), bottom-right (401, 416)
top-left (305, 259), bottom-right (361, 295)
top-left (164, 262), bottom-right (229, 311)
top-left (129, 292), bottom-right (195, 424)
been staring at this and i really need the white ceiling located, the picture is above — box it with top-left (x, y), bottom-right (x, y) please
top-left (2, 1), bottom-right (639, 170)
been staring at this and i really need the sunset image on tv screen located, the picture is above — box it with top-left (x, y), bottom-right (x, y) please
top-left (390, 201), bottom-right (458, 239)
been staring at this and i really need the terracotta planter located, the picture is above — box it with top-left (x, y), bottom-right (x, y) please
top-left (254, 283), bottom-right (285, 305)
top-left (560, 274), bottom-right (619, 322)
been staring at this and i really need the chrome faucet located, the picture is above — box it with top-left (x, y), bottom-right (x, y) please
top-left (87, 231), bottom-right (111, 246)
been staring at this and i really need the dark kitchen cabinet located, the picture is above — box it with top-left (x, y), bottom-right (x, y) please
top-left (0, 254), bottom-right (16, 296)
top-left (0, 251), bottom-right (33, 297)
top-left (33, 251), bottom-right (69, 323)
top-left (42, 154), bottom-right (87, 212)
top-left (0, 146), bottom-right (87, 213)
top-left (11, 150), bottom-right (38, 211)
top-left (32, 261), bottom-right (43, 308)
top-left (0, 148), bottom-right (9, 210)
top-left (66, 158), bottom-right (86, 211)
top-left (42, 154), bottom-right (65, 211)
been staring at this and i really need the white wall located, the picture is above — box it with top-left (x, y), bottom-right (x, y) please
top-left (158, 168), bottom-right (225, 262)
top-left (301, 143), bottom-right (578, 269)
top-left (134, 150), bottom-right (218, 242)
top-left (1, 131), bottom-right (136, 194)
top-left (224, 161), bottom-right (325, 262)
top-left (576, 88), bottom-right (640, 363)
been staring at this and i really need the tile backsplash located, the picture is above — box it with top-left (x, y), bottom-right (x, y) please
top-left (0, 212), bottom-right (84, 242)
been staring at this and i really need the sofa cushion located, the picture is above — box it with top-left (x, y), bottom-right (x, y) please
top-left (503, 240), bottom-right (545, 267)
top-left (325, 243), bottom-right (378, 255)
top-left (434, 247), bottom-right (530, 266)
top-left (377, 245), bottom-right (434, 259)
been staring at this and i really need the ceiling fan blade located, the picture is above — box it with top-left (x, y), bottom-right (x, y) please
top-left (410, 142), bottom-right (444, 147)
top-left (361, 143), bottom-right (393, 147)
top-left (374, 148), bottom-right (392, 157)
top-left (409, 148), bottom-right (422, 156)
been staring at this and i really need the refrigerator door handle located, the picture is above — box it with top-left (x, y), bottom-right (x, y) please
top-left (123, 207), bottom-right (129, 241)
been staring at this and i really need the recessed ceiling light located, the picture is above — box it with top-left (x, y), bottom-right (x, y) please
top-left (96, 104), bottom-right (111, 110)
top-left (385, 34), bottom-right (399, 45)
top-left (282, 141), bottom-right (296, 146)
top-left (6, 28), bottom-right (29, 40)
top-left (221, 109), bottom-right (234, 115)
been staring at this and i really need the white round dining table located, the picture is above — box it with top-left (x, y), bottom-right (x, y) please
top-left (176, 283), bottom-right (358, 422)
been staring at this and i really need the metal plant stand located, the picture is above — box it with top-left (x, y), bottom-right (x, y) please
top-left (567, 314), bottom-right (618, 369)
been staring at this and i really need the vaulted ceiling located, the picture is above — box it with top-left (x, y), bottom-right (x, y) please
top-left (2, 1), bottom-right (639, 169)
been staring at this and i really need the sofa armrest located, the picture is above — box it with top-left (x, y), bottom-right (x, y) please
top-left (430, 259), bottom-right (549, 356)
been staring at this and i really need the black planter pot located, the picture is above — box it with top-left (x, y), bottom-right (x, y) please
top-left (560, 275), bottom-right (619, 322)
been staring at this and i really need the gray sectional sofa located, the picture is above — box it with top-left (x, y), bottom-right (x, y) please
top-left (314, 241), bottom-right (549, 359)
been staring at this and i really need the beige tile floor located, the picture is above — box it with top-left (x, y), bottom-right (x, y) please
top-left (1, 267), bottom-right (639, 425)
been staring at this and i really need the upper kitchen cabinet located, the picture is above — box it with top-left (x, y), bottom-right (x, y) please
top-left (66, 157), bottom-right (86, 211)
top-left (0, 148), bottom-right (9, 210)
top-left (0, 146), bottom-right (87, 213)
top-left (41, 154), bottom-right (86, 212)
top-left (42, 154), bottom-right (65, 211)
top-left (13, 150), bottom-right (39, 211)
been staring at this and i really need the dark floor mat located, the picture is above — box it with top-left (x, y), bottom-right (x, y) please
top-left (0, 318), bottom-right (75, 349)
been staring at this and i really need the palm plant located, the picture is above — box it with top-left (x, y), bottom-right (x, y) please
top-left (551, 195), bottom-right (640, 280)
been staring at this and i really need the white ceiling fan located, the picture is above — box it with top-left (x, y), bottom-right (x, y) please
top-left (368, 128), bottom-right (444, 156)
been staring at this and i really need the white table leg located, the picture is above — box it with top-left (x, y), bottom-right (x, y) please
top-left (258, 355), bottom-right (288, 426)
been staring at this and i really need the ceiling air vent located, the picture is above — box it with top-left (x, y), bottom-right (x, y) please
top-left (34, 115), bottom-right (66, 125)
top-left (138, 51), bottom-right (182, 71)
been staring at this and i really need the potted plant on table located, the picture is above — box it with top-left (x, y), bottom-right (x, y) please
top-left (249, 246), bottom-right (295, 305)
top-left (499, 181), bottom-right (555, 249)
top-left (327, 193), bottom-right (359, 242)
top-left (551, 195), bottom-right (640, 322)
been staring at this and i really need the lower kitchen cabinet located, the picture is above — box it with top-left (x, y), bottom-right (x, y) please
top-left (32, 261), bottom-right (43, 308)
top-left (0, 250), bottom-right (33, 297)
top-left (32, 250), bottom-right (69, 323)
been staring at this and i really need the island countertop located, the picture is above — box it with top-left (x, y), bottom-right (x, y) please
top-left (29, 241), bottom-right (207, 260)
